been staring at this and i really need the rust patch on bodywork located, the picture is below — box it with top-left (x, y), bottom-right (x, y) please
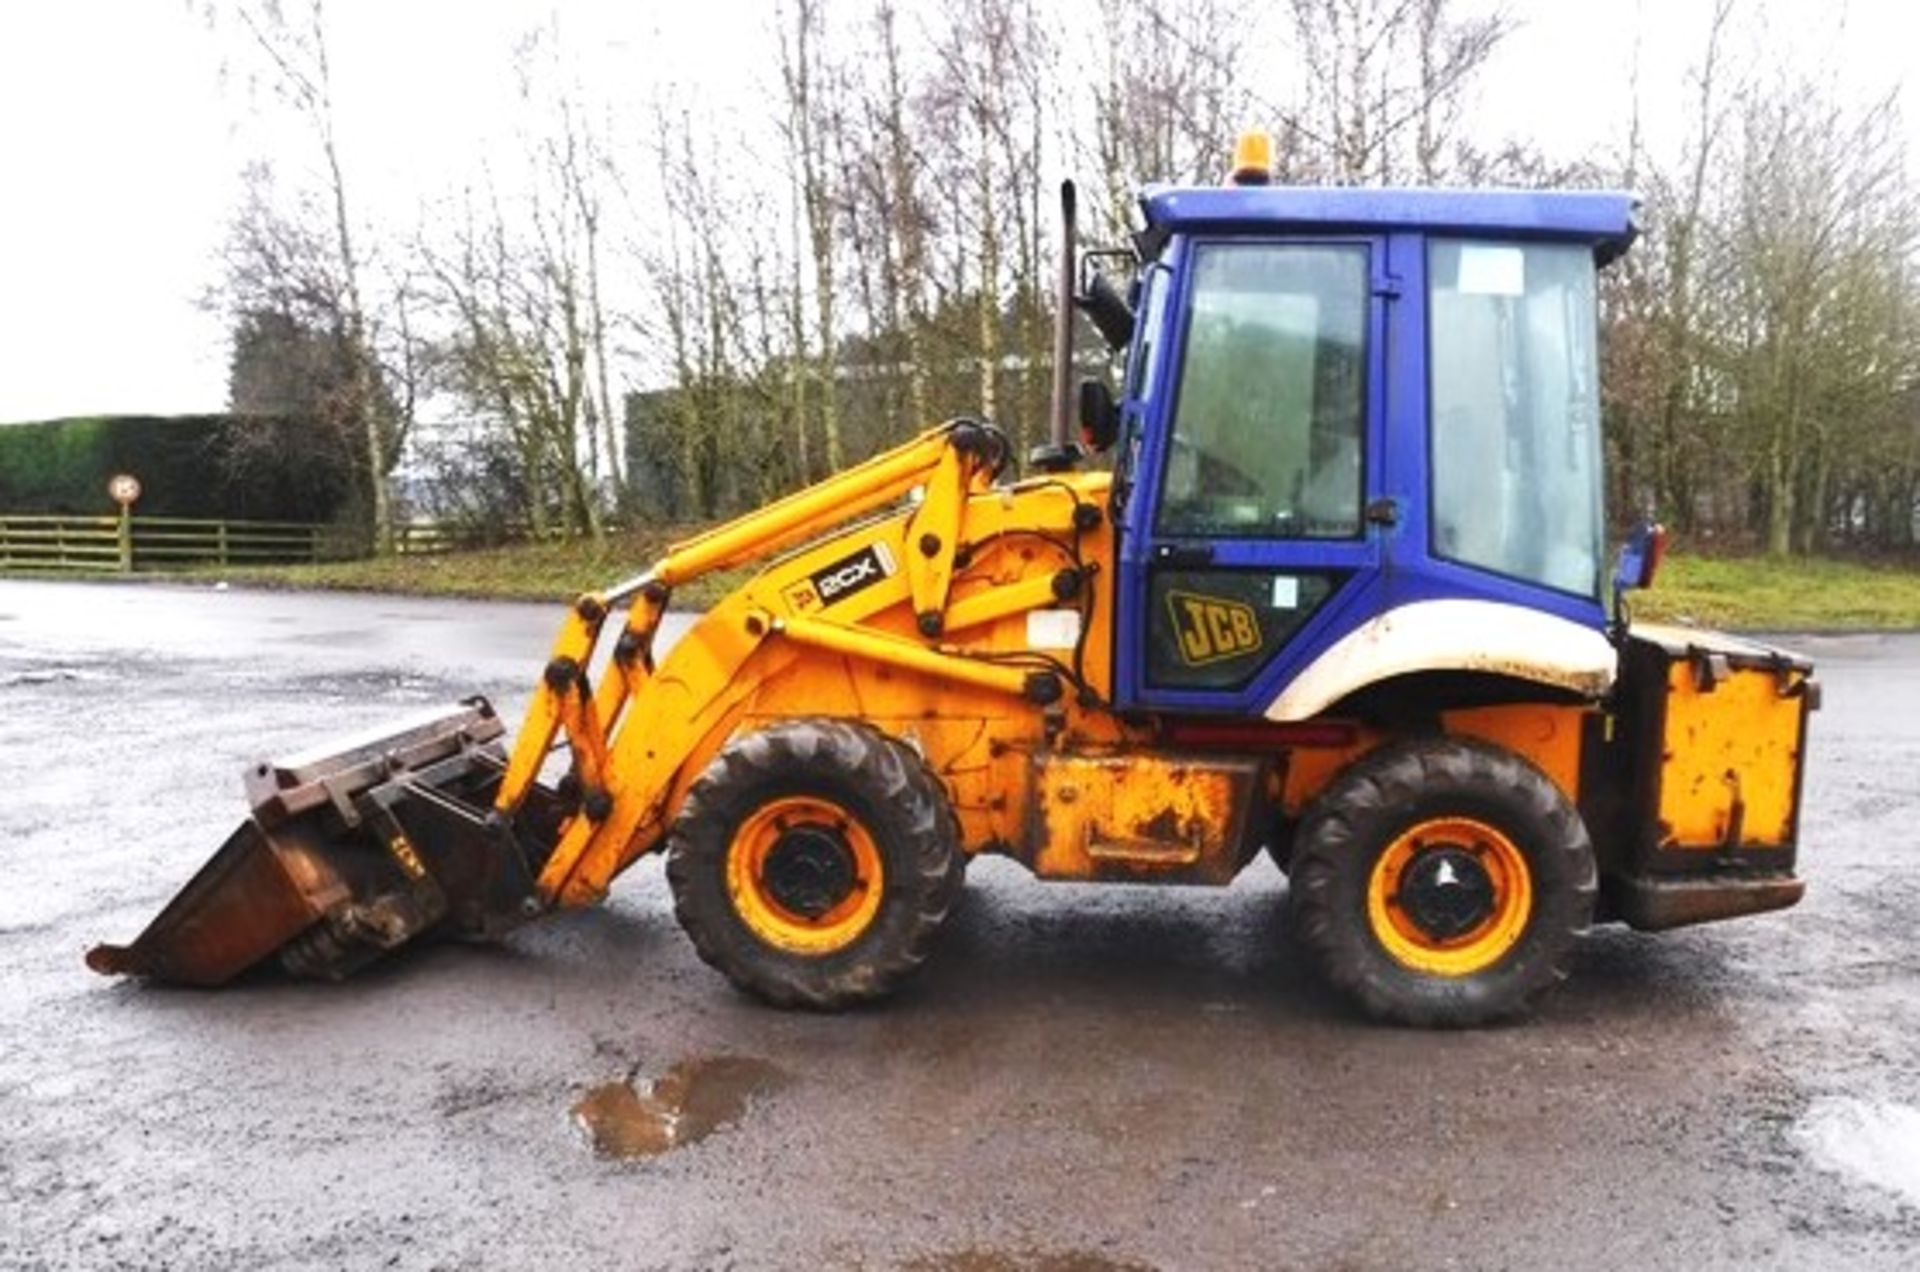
top-left (1656, 659), bottom-right (1806, 850)
top-left (1028, 750), bottom-right (1268, 884)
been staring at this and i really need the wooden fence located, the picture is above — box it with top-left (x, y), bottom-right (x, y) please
top-left (0, 514), bottom-right (324, 573)
top-left (391, 521), bottom-right (575, 555)
top-left (393, 522), bottom-right (463, 556)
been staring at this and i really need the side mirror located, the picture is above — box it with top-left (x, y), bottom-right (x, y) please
top-left (1078, 378), bottom-right (1120, 453)
top-left (1613, 521), bottom-right (1667, 594)
top-left (1076, 267), bottom-right (1135, 350)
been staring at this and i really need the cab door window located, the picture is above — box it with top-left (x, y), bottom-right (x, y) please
top-left (1155, 244), bottom-right (1368, 539)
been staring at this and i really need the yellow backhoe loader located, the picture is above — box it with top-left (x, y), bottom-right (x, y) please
top-left (92, 141), bottom-right (1816, 1025)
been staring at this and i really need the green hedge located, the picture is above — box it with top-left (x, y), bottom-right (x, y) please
top-left (0, 415), bottom-right (355, 521)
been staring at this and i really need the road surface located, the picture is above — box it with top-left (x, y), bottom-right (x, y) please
top-left (2, 579), bottom-right (1916, 1269)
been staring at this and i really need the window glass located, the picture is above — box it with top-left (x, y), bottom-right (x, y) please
top-left (1127, 266), bottom-right (1170, 401)
top-left (1429, 240), bottom-right (1603, 597)
top-left (1155, 244), bottom-right (1367, 539)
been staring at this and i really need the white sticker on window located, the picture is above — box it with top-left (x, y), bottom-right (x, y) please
top-left (1272, 576), bottom-right (1300, 608)
top-left (1456, 244), bottom-right (1526, 297)
top-left (1026, 608), bottom-right (1082, 649)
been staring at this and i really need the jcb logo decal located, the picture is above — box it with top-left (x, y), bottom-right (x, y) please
top-left (817, 555), bottom-right (881, 599)
top-left (1167, 590), bottom-right (1262, 666)
top-left (785, 541), bottom-right (899, 614)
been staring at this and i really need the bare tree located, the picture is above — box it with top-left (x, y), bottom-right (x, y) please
top-left (779, 0), bottom-right (846, 471)
top-left (198, 0), bottom-right (1920, 563)
top-left (632, 103), bottom-right (801, 518)
top-left (875, 3), bottom-right (933, 429)
top-left (1092, 0), bottom-right (1254, 232)
top-left (1715, 79), bottom-right (1914, 555)
top-left (222, 0), bottom-right (401, 550)
top-left (923, 0), bottom-right (1056, 446)
top-left (1285, 0), bottom-right (1511, 184)
top-left (419, 149), bottom-right (610, 540)
top-left (558, 94), bottom-right (625, 494)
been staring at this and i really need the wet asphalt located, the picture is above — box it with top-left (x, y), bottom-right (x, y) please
top-left (1, 578), bottom-right (1917, 1271)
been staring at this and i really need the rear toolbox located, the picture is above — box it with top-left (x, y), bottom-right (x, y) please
top-left (1584, 623), bottom-right (1818, 930)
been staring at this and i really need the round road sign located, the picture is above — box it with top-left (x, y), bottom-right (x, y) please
top-left (108, 473), bottom-right (142, 505)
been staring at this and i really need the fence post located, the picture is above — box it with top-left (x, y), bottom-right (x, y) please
top-left (117, 508), bottom-right (133, 573)
top-left (217, 520), bottom-right (229, 567)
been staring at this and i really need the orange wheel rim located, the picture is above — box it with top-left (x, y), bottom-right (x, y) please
top-left (1365, 816), bottom-right (1532, 977)
top-left (726, 796), bottom-right (884, 955)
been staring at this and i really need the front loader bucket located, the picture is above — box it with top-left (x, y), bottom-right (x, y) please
top-left (88, 698), bottom-right (565, 987)
top-left (86, 817), bottom-right (352, 985)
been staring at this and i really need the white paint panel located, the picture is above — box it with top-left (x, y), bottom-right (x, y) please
top-left (1026, 608), bottom-right (1082, 650)
top-left (1265, 599), bottom-right (1616, 722)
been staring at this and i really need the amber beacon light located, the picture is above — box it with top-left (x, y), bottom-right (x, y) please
top-left (1229, 130), bottom-right (1274, 185)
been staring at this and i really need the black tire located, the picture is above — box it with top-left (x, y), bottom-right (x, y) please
top-left (666, 718), bottom-right (964, 1009)
top-left (1288, 736), bottom-right (1596, 1027)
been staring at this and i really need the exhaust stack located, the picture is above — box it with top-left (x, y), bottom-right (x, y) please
top-left (1033, 179), bottom-right (1079, 472)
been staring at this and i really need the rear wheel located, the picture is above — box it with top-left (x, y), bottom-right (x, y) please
top-left (1288, 736), bottom-right (1595, 1027)
top-left (666, 719), bottom-right (963, 1009)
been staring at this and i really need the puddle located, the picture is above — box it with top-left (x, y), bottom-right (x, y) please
top-left (1796, 1096), bottom-right (1920, 1207)
top-left (904, 1251), bottom-right (1157, 1272)
top-left (0, 666), bottom-right (87, 686)
top-left (571, 1055), bottom-right (788, 1159)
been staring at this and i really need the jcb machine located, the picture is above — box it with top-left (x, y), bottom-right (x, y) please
top-left (93, 139), bottom-right (1817, 1025)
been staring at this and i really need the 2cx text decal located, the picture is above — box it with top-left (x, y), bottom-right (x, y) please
top-left (1166, 589), bottom-right (1263, 666)
top-left (785, 541), bottom-right (899, 612)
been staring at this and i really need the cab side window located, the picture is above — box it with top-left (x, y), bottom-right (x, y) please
top-left (1428, 239), bottom-right (1603, 596)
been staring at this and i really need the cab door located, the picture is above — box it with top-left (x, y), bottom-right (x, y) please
top-left (1115, 236), bottom-right (1391, 715)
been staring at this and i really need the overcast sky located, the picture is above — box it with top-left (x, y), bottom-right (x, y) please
top-left (0, 0), bottom-right (1914, 424)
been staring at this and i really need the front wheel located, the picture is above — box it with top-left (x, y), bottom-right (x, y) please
top-left (666, 719), bottom-right (964, 1009)
top-left (1288, 736), bottom-right (1595, 1027)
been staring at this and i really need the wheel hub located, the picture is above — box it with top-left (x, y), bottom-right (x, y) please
top-left (1396, 843), bottom-right (1496, 942)
top-left (761, 825), bottom-right (857, 919)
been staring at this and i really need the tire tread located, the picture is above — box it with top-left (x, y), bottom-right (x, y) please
top-left (1289, 736), bottom-right (1596, 1027)
top-left (666, 718), bottom-right (963, 1010)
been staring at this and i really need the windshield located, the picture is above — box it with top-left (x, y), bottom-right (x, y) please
top-left (1428, 239), bottom-right (1603, 597)
top-left (1156, 243), bottom-right (1367, 539)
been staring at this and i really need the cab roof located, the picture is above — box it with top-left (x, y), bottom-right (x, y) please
top-left (1136, 185), bottom-right (1639, 262)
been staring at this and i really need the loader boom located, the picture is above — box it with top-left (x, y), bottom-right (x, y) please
top-left (500, 419), bottom-right (1035, 907)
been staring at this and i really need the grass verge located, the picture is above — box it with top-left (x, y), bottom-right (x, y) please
top-left (25, 539), bottom-right (1918, 631)
top-left (1634, 552), bottom-right (1920, 630)
top-left (176, 527), bottom-right (743, 610)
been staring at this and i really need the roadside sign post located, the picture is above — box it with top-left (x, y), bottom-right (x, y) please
top-left (108, 474), bottom-right (141, 574)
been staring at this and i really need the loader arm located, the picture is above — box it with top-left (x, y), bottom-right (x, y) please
top-left (85, 417), bottom-right (1085, 985)
top-left (496, 419), bottom-right (1023, 908)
